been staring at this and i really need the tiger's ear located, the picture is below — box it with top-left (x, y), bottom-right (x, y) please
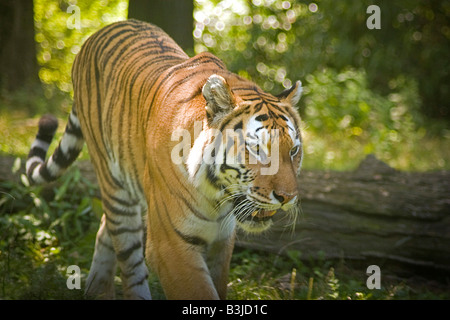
top-left (202, 74), bottom-right (235, 124)
top-left (277, 80), bottom-right (303, 106)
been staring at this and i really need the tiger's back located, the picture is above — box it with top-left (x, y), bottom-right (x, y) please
top-left (73, 20), bottom-right (187, 200)
top-left (26, 19), bottom-right (304, 299)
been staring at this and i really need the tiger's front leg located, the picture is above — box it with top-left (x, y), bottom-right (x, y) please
top-left (146, 224), bottom-right (223, 300)
top-left (207, 235), bottom-right (235, 299)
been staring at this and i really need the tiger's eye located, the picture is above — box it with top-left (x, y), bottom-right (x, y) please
top-left (290, 145), bottom-right (299, 157)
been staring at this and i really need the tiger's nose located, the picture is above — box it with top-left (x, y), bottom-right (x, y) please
top-left (272, 191), bottom-right (297, 204)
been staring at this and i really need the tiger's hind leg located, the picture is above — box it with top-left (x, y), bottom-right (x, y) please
top-left (92, 191), bottom-right (151, 300)
top-left (85, 214), bottom-right (117, 299)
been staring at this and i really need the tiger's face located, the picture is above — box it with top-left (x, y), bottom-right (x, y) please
top-left (187, 74), bottom-right (303, 233)
top-left (235, 109), bottom-right (302, 232)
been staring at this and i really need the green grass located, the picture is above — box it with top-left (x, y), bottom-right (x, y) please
top-left (227, 249), bottom-right (450, 300)
top-left (0, 166), bottom-right (99, 299)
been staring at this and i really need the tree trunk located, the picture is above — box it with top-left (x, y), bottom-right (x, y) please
top-left (127, 0), bottom-right (194, 53)
top-left (0, 0), bottom-right (39, 91)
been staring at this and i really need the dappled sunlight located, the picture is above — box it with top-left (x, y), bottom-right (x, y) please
top-left (33, 0), bottom-right (128, 97)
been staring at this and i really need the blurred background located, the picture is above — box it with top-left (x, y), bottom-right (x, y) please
top-left (0, 0), bottom-right (449, 171)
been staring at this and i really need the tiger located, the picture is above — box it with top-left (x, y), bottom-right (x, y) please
top-left (26, 19), bottom-right (303, 300)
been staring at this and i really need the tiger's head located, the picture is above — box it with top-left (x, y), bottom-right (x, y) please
top-left (186, 74), bottom-right (303, 233)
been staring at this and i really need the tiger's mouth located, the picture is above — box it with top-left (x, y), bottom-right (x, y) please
top-left (232, 196), bottom-right (278, 232)
top-left (249, 208), bottom-right (277, 221)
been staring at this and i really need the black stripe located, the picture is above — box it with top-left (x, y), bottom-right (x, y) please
top-left (97, 26), bottom-right (135, 63)
top-left (267, 108), bottom-right (280, 120)
top-left (36, 132), bottom-right (55, 144)
top-left (255, 114), bottom-right (269, 122)
top-left (102, 30), bottom-right (139, 89)
top-left (276, 83), bottom-right (297, 100)
top-left (267, 101), bottom-right (285, 114)
top-left (26, 161), bottom-right (40, 180)
top-left (232, 85), bottom-right (259, 93)
top-left (108, 226), bottom-right (143, 236)
top-left (152, 59), bottom-right (227, 110)
top-left (178, 86), bottom-right (202, 104)
top-left (79, 21), bottom-right (121, 162)
top-left (98, 237), bottom-right (115, 252)
top-left (116, 241), bottom-right (142, 262)
top-left (104, 29), bottom-right (143, 66)
top-left (136, 55), bottom-right (186, 108)
top-left (220, 163), bottom-right (241, 179)
top-left (206, 164), bottom-right (220, 187)
top-left (39, 164), bottom-right (54, 181)
top-left (234, 120), bottom-right (243, 131)
top-left (52, 142), bottom-right (82, 169)
top-left (93, 63), bottom-right (106, 155)
top-left (153, 186), bottom-right (172, 240)
top-left (125, 275), bottom-right (148, 290)
top-left (258, 95), bottom-right (280, 104)
top-left (37, 114), bottom-right (58, 138)
top-left (28, 146), bottom-right (47, 160)
top-left (174, 228), bottom-right (207, 247)
top-left (108, 194), bottom-right (139, 207)
top-left (218, 104), bottom-right (251, 132)
top-left (65, 124), bottom-right (83, 138)
top-left (104, 213), bottom-right (121, 225)
top-left (66, 117), bottom-right (83, 138)
top-left (237, 96), bottom-right (262, 102)
top-left (129, 256), bottom-right (146, 271)
top-left (254, 102), bottom-right (264, 113)
top-left (98, 25), bottom-right (187, 195)
top-left (102, 197), bottom-right (137, 216)
top-left (89, 153), bottom-right (124, 191)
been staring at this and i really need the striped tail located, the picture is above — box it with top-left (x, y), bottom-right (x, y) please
top-left (26, 111), bottom-right (84, 184)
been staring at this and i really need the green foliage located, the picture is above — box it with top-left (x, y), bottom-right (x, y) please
top-left (299, 68), bottom-right (450, 170)
top-left (194, 0), bottom-right (450, 170)
top-left (194, 0), bottom-right (450, 120)
top-left (0, 165), bottom-right (99, 299)
top-left (33, 0), bottom-right (127, 104)
top-left (195, 0), bottom-right (301, 93)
